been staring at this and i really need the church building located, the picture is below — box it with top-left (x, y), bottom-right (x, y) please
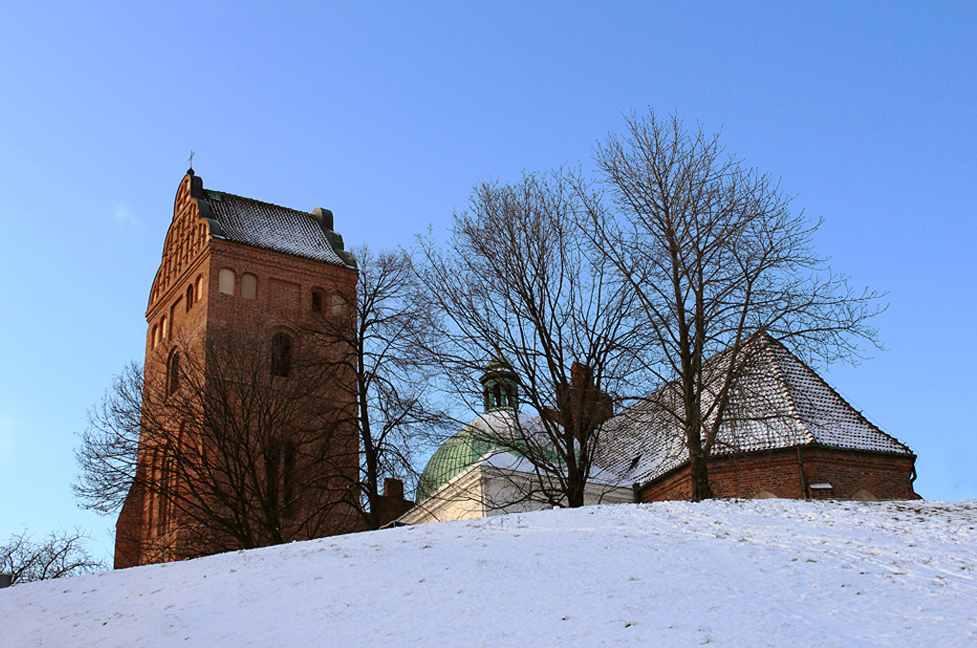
top-left (601, 333), bottom-right (920, 503)
top-left (401, 360), bottom-right (633, 525)
top-left (115, 170), bottom-right (364, 568)
top-left (404, 335), bottom-right (919, 524)
top-left (117, 170), bottom-right (920, 558)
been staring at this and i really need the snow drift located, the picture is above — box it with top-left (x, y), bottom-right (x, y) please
top-left (2, 499), bottom-right (975, 647)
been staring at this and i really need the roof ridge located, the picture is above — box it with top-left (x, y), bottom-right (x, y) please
top-left (201, 186), bottom-right (351, 268)
top-left (762, 335), bottom-right (819, 446)
top-left (766, 337), bottom-right (913, 455)
top-left (209, 189), bottom-right (314, 217)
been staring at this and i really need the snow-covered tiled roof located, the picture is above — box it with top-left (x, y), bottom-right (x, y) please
top-left (203, 190), bottom-right (351, 267)
top-left (598, 334), bottom-right (913, 486)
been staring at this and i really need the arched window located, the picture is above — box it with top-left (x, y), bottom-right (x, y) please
top-left (271, 333), bottom-right (292, 377)
top-left (311, 289), bottom-right (324, 313)
top-left (158, 451), bottom-right (172, 532)
top-left (195, 275), bottom-right (204, 301)
top-left (151, 325), bottom-right (159, 348)
top-left (282, 441), bottom-right (296, 513)
top-left (161, 316), bottom-right (168, 339)
top-left (242, 273), bottom-right (258, 300)
top-left (331, 293), bottom-right (347, 317)
top-left (185, 284), bottom-right (194, 311)
top-left (146, 450), bottom-right (159, 532)
top-left (164, 422), bottom-right (186, 531)
top-left (218, 268), bottom-right (236, 295)
top-left (166, 351), bottom-right (181, 395)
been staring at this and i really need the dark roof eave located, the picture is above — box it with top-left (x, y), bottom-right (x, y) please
top-left (210, 234), bottom-right (356, 270)
top-left (636, 442), bottom-right (916, 490)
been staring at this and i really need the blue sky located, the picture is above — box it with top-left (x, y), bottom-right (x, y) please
top-left (1, 2), bottom-right (974, 562)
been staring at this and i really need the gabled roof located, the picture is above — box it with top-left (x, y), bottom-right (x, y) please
top-left (598, 334), bottom-right (913, 486)
top-left (200, 187), bottom-right (352, 267)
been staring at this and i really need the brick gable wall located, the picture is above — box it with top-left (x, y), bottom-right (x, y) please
top-left (639, 446), bottom-right (920, 502)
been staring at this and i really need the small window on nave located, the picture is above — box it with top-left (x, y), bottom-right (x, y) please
top-left (242, 273), bottom-right (258, 300)
top-left (219, 269), bottom-right (236, 295)
top-left (311, 289), bottom-right (324, 314)
top-left (185, 284), bottom-right (194, 312)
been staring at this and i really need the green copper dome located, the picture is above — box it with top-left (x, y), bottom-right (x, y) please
top-left (416, 426), bottom-right (495, 502)
top-left (416, 359), bottom-right (524, 503)
top-left (415, 409), bottom-right (552, 503)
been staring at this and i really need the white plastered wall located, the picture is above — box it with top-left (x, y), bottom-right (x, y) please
top-left (401, 459), bottom-right (635, 525)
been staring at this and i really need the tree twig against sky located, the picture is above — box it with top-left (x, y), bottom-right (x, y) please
top-left (418, 170), bottom-right (647, 508)
top-left (74, 362), bottom-right (143, 515)
top-left (0, 528), bottom-right (104, 585)
top-left (584, 110), bottom-right (885, 500)
top-left (306, 246), bottom-right (446, 529)
top-left (76, 323), bottom-right (360, 562)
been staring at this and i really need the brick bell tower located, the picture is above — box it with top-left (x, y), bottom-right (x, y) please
top-left (114, 169), bottom-right (360, 568)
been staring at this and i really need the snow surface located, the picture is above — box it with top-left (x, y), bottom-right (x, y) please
top-left (2, 499), bottom-right (976, 647)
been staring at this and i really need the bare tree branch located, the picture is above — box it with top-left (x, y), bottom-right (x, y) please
top-left (583, 109), bottom-right (886, 500)
top-left (303, 246), bottom-right (448, 529)
top-left (417, 169), bottom-right (651, 508)
top-left (0, 528), bottom-right (104, 585)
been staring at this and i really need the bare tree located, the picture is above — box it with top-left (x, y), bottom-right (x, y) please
top-left (306, 246), bottom-right (446, 529)
top-left (584, 110), bottom-right (884, 500)
top-left (77, 249), bottom-right (441, 546)
top-left (418, 170), bottom-right (648, 508)
top-left (77, 322), bottom-right (360, 565)
top-left (1, 528), bottom-right (104, 585)
top-left (74, 362), bottom-right (143, 515)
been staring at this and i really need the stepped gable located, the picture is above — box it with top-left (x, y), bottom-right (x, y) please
top-left (120, 170), bottom-right (361, 569)
top-left (599, 333), bottom-right (914, 486)
top-left (203, 189), bottom-right (351, 267)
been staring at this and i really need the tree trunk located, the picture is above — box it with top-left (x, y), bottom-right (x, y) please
top-left (566, 474), bottom-right (586, 508)
top-left (689, 452), bottom-right (713, 502)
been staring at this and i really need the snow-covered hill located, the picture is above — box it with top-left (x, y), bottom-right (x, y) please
top-left (2, 500), bottom-right (975, 647)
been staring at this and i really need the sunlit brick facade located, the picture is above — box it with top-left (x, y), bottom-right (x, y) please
top-left (115, 171), bottom-right (361, 568)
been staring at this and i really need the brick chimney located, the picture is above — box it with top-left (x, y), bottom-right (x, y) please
top-left (375, 478), bottom-right (413, 526)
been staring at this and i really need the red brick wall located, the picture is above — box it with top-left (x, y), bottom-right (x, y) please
top-left (639, 446), bottom-right (920, 502)
top-left (798, 447), bottom-right (919, 500)
top-left (114, 482), bottom-right (146, 569)
top-left (115, 174), bottom-right (359, 568)
top-left (205, 240), bottom-right (361, 540)
top-left (375, 479), bottom-right (414, 526)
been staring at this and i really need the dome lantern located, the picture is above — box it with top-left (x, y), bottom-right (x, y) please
top-left (479, 357), bottom-right (519, 413)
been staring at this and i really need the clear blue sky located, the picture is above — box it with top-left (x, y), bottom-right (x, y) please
top-left (2, 2), bottom-right (974, 563)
